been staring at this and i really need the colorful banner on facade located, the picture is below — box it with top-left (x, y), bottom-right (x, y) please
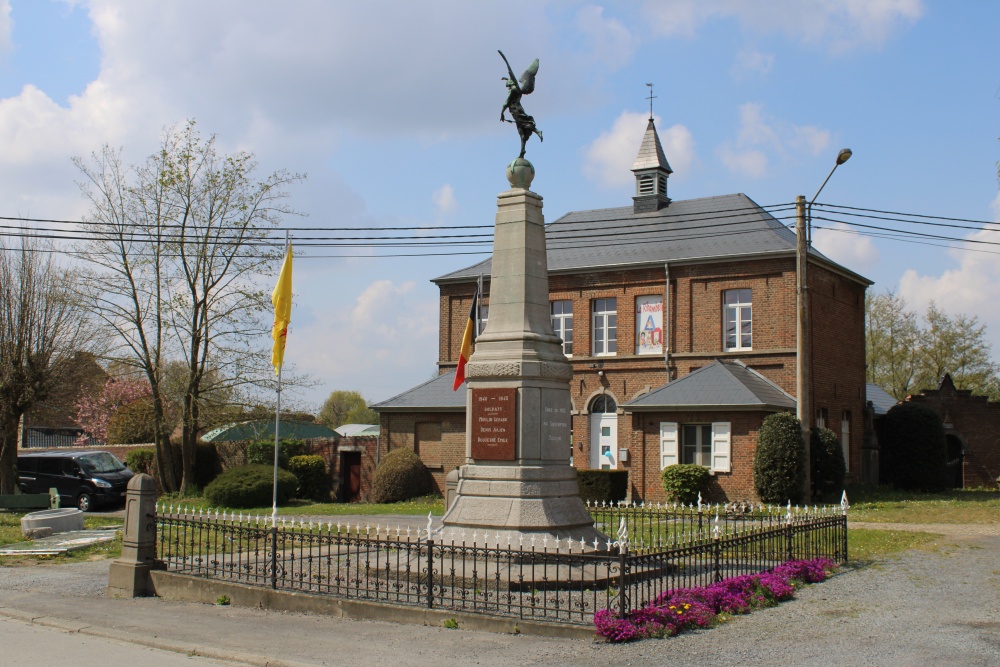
top-left (636, 295), bottom-right (663, 355)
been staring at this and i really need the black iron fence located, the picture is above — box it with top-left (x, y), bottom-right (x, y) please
top-left (21, 426), bottom-right (104, 449)
top-left (155, 502), bottom-right (848, 626)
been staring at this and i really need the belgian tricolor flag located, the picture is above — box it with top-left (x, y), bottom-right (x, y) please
top-left (452, 286), bottom-right (479, 390)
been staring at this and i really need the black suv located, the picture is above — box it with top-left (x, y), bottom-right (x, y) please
top-left (16, 451), bottom-right (134, 511)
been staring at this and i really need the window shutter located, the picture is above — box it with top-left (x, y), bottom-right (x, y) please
top-left (659, 422), bottom-right (678, 469)
top-left (711, 422), bottom-right (731, 473)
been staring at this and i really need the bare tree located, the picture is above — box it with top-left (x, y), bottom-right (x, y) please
top-left (75, 121), bottom-right (303, 494)
top-left (0, 233), bottom-right (91, 493)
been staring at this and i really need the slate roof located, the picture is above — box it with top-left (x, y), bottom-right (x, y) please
top-left (434, 193), bottom-right (870, 284)
top-left (334, 423), bottom-right (381, 437)
top-left (201, 420), bottom-right (339, 442)
top-left (866, 383), bottom-right (899, 416)
top-left (623, 360), bottom-right (797, 411)
top-left (632, 118), bottom-right (672, 173)
top-left (371, 371), bottom-right (466, 412)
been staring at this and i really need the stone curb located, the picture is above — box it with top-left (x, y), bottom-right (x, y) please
top-left (0, 606), bottom-right (314, 667)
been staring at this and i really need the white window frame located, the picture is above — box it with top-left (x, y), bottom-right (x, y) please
top-left (550, 300), bottom-right (573, 356)
top-left (660, 421), bottom-right (731, 473)
top-left (592, 297), bottom-right (617, 356)
top-left (723, 289), bottom-right (752, 351)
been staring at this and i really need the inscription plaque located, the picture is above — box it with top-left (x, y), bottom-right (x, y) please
top-left (471, 388), bottom-right (517, 460)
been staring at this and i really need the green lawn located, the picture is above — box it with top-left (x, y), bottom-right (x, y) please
top-left (156, 494), bottom-right (446, 517)
top-left (847, 527), bottom-right (940, 564)
top-left (846, 487), bottom-right (1000, 524)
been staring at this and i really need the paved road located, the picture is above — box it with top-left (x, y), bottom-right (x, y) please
top-left (1, 527), bottom-right (997, 666)
top-left (0, 616), bottom-right (231, 666)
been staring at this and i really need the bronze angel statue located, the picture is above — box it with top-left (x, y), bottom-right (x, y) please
top-left (499, 51), bottom-right (543, 158)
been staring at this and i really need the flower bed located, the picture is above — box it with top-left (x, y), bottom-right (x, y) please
top-left (594, 558), bottom-right (836, 642)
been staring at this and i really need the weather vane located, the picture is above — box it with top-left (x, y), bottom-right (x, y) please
top-left (499, 50), bottom-right (543, 159)
top-left (646, 82), bottom-right (656, 120)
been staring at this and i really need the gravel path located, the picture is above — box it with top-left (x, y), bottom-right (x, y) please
top-left (1, 531), bottom-right (997, 666)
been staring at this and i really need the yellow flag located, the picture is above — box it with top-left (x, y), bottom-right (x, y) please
top-left (270, 245), bottom-right (293, 373)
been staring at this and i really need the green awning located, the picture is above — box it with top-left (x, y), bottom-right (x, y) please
top-left (201, 420), bottom-right (339, 442)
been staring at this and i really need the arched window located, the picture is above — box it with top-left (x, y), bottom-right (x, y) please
top-left (590, 395), bottom-right (617, 414)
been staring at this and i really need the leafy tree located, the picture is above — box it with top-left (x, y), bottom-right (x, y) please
top-left (74, 121), bottom-right (303, 494)
top-left (74, 377), bottom-right (152, 444)
top-left (317, 390), bottom-right (377, 428)
top-left (810, 427), bottom-right (846, 502)
top-left (0, 233), bottom-right (92, 493)
top-left (865, 290), bottom-right (921, 400)
top-left (866, 290), bottom-right (1000, 400)
top-left (915, 303), bottom-right (1000, 399)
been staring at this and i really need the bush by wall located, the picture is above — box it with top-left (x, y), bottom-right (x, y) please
top-left (287, 455), bottom-right (332, 502)
top-left (246, 439), bottom-right (308, 469)
top-left (753, 412), bottom-right (805, 504)
top-left (203, 464), bottom-right (298, 508)
top-left (880, 401), bottom-right (947, 491)
top-left (124, 448), bottom-right (156, 476)
top-left (576, 470), bottom-right (629, 504)
top-left (661, 464), bottom-right (712, 505)
top-left (810, 427), bottom-right (846, 502)
top-left (370, 448), bottom-right (433, 503)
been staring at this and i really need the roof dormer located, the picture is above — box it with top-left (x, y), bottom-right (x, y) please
top-left (631, 118), bottom-right (672, 214)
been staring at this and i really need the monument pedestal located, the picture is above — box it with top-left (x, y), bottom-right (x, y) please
top-left (441, 172), bottom-right (605, 546)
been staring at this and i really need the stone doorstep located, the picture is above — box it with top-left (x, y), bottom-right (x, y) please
top-left (148, 570), bottom-right (596, 640)
top-left (0, 527), bottom-right (121, 556)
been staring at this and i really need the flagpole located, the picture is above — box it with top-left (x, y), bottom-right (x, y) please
top-left (272, 231), bottom-right (290, 527)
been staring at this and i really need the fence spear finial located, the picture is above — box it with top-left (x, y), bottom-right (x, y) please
top-left (840, 490), bottom-right (850, 515)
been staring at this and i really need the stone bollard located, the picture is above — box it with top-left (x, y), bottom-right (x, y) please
top-left (107, 473), bottom-right (159, 597)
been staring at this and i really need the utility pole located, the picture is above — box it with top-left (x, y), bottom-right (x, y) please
top-left (796, 195), bottom-right (811, 501)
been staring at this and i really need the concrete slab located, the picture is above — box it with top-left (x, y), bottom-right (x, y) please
top-left (0, 527), bottom-right (121, 556)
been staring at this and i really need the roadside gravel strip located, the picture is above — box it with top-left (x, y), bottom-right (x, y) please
top-left (1, 533), bottom-right (998, 666)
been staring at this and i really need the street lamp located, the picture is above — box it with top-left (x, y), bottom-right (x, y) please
top-left (807, 148), bottom-right (853, 244)
top-left (797, 148), bottom-right (853, 501)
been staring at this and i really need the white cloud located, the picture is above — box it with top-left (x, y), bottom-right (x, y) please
top-left (582, 111), bottom-right (694, 188)
top-left (0, 0), bottom-right (10, 54)
top-left (716, 102), bottom-right (829, 178)
top-left (897, 195), bottom-right (1000, 352)
top-left (732, 49), bottom-right (774, 78)
top-left (575, 5), bottom-right (636, 70)
top-left (812, 222), bottom-right (879, 273)
top-left (643, 0), bottom-right (923, 53)
top-left (433, 184), bottom-right (457, 216)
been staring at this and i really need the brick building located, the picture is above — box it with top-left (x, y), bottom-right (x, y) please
top-left (374, 119), bottom-right (872, 502)
top-left (907, 374), bottom-right (1000, 489)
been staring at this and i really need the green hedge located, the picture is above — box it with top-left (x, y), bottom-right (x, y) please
top-left (124, 448), bottom-right (156, 476)
top-left (753, 412), bottom-right (805, 504)
top-left (880, 402), bottom-right (947, 491)
top-left (576, 470), bottom-right (629, 504)
top-left (287, 455), bottom-right (332, 502)
top-left (203, 464), bottom-right (298, 508)
top-left (370, 449), bottom-right (432, 503)
top-left (661, 464), bottom-right (711, 505)
top-left (247, 439), bottom-right (308, 469)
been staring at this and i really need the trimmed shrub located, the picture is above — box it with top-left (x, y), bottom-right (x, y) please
top-left (203, 464), bottom-right (299, 508)
top-left (880, 401), bottom-right (947, 491)
top-left (107, 397), bottom-right (156, 444)
top-left (810, 427), bottom-right (846, 501)
top-left (753, 412), bottom-right (805, 504)
top-left (288, 455), bottom-right (332, 502)
top-left (661, 464), bottom-right (711, 505)
top-left (125, 448), bottom-right (155, 476)
top-left (194, 442), bottom-right (223, 490)
top-left (577, 470), bottom-right (629, 504)
top-left (370, 448), bottom-right (433, 503)
top-left (247, 439), bottom-right (308, 469)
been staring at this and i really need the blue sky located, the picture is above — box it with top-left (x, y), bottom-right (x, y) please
top-left (0, 1), bottom-right (997, 411)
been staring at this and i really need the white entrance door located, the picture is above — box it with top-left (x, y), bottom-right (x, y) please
top-left (589, 395), bottom-right (618, 469)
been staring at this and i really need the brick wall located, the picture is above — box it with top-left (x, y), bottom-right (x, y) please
top-left (908, 379), bottom-right (1000, 488)
top-left (626, 410), bottom-right (767, 503)
top-left (379, 411), bottom-right (466, 494)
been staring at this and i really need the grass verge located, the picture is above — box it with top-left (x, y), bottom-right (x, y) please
top-left (846, 486), bottom-right (999, 524)
top-left (0, 512), bottom-right (124, 562)
top-left (847, 527), bottom-right (940, 564)
top-left (156, 494), bottom-right (446, 517)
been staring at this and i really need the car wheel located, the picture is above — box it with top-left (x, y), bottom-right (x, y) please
top-left (77, 493), bottom-right (93, 512)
